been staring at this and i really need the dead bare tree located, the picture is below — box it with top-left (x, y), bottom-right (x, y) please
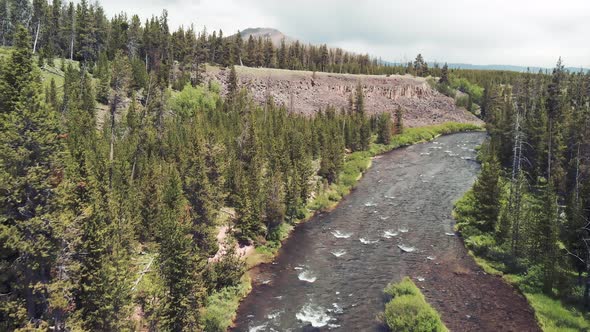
top-left (32, 21), bottom-right (40, 54)
top-left (509, 101), bottom-right (528, 256)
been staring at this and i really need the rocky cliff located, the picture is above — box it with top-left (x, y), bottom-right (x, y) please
top-left (205, 66), bottom-right (482, 128)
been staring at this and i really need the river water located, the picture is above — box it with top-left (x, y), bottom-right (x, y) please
top-left (233, 132), bottom-right (486, 332)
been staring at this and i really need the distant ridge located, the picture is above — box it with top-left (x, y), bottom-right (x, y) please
top-left (443, 63), bottom-right (588, 73)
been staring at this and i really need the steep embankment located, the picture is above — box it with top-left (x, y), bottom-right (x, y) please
top-left (205, 66), bottom-right (483, 128)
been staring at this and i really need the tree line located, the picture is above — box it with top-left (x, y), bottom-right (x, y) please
top-left (460, 59), bottom-right (590, 310)
top-left (0, 0), bottom-right (469, 86)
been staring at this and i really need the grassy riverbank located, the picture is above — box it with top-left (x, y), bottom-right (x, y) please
top-left (204, 122), bottom-right (482, 330)
top-left (454, 190), bottom-right (590, 332)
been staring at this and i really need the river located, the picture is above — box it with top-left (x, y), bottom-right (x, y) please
top-left (233, 132), bottom-right (486, 331)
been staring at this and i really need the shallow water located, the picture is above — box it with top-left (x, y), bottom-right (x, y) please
top-left (233, 132), bottom-right (486, 331)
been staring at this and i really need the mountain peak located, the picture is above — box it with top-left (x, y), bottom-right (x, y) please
top-left (238, 27), bottom-right (297, 46)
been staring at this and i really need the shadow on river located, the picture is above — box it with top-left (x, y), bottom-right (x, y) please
top-left (233, 132), bottom-right (536, 332)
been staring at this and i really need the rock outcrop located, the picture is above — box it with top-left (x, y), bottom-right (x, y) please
top-left (205, 66), bottom-right (483, 128)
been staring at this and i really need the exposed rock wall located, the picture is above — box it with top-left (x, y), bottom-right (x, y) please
top-left (205, 66), bottom-right (483, 128)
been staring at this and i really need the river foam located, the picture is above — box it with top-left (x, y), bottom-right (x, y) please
top-left (298, 270), bottom-right (317, 283)
top-left (383, 230), bottom-right (399, 238)
top-left (296, 304), bottom-right (333, 328)
top-left (398, 244), bottom-right (416, 253)
top-left (359, 238), bottom-right (379, 244)
top-left (332, 230), bottom-right (352, 239)
top-left (331, 249), bottom-right (346, 257)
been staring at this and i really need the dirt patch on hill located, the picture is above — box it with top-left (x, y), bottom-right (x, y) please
top-left (205, 66), bottom-right (483, 128)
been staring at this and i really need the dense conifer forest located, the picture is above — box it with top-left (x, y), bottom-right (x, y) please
top-left (453, 60), bottom-right (590, 330)
top-left (0, 1), bottom-right (398, 329)
top-left (1, 0), bottom-right (589, 331)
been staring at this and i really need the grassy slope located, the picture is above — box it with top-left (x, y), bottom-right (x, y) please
top-left (453, 191), bottom-right (590, 332)
top-left (1, 46), bottom-right (86, 89)
top-left (205, 122), bottom-right (483, 330)
top-left (39, 57), bottom-right (83, 88)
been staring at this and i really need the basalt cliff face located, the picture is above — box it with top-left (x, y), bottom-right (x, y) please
top-left (206, 66), bottom-right (482, 128)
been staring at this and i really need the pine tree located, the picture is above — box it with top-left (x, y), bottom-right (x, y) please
top-left (264, 170), bottom-right (286, 239)
top-left (157, 166), bottom-right (205, 331)
top-left (234, 116), bottom-right (265, 241)
top-left (75, 0), bottom-right (97, 62)
top-left (354, 81), bottom-right (364, 116)
top-left (180, 129), bottom-right (219, 257)
top-left (318, 111), bottom-right (344, 184)
top-left (234, 30), bottom-right (243, 65)
top-left (414, 53), bottom-right (427, 77)
top-left (107, 51), bottom-right (131, 187)
top-left (96, 51), bottom-right (110, 103)
top-left (227, 64), bottom-right (238, 105)
top-left (278, 38), bottom-right (287, 69)
top-left (359, 115), bottom-right (371, 151)
top-left (439, 63), bottom-right (450, 85)
top-left (472, 155), bottom-right (501, 232)
top-left (46, 77), bottom-right (58, 112)
top-left (533, 180), bottom-right (560, 294)
top-left (75, 135), bottom-right (133, 331)
top-left (394, 107), bottom-right (404, 134)
top-left (377, 112), bottom-right (392, 145)
top-left (0, 25), bottom-right (63, 328)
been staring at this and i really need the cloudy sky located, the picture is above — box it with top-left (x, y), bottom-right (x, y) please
top-left (100, 0), bottom-right (590, 68)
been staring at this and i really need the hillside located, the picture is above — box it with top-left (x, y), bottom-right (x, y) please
top-left (205, 66), bottom-right (483, 128)
top-left (238, 27), bottom-right (297, 46)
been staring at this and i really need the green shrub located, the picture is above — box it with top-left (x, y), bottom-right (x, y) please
top-left (382, 277), bottom-right (447, 332)
top-left (384, 296), bottom-right (447, 332)
top-left (450, 77), bottom-right (484, 104)
top-left (308, 192), bottom-right (331, 211)
top-left (201, 279), bottom-right (251, 332)
top-left (340, 173), bottom-right (358, 187)
top-left (455, 223), bottom-right (482, 238)
top-left (465, 234), bottom-right (496, 255)
top-left (520, 265), bottom-right (546, 293)
top-left (435, 83), bottom-right (456, 98)
top-left (384, 277), bottom-right (421, 298)
top-left (170, 83), bottom-right (219, 117)
top-left (327, 191), bottom-right (342, 202)
top-left (453, 190), bottom-right (476, 223)
top-left (455, 95), bottom-right (470, 109)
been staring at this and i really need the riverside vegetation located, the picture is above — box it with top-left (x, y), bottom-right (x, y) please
top-left (381, 277), bottom-right (448, 332)
top-left (453, 60), bottom-right (590, 331)
top-left (0, 10), bottom-right (479, 331)
top-left (2, 0), bottom-right (583, 330)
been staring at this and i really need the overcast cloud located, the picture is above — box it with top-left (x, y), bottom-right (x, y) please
top-left (99, 0), bottom-right (590, 68)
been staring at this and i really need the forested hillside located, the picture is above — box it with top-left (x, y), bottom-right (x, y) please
top-left (454, 60), bottom-right (590, 330)
top-left (5, 0), bottom-right (586, 331)
top-left (0, 1), bottom-right (475, 330)
top-left (0, 24), bottom-right (391, 330)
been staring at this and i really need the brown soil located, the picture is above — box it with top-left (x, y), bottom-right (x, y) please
top-left (417, 240), bottom-right (541, 332)
top-left (205, 66), bottom-right (483, 128)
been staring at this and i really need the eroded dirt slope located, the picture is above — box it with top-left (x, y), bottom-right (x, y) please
top-left (205, 66), bottom-right (483, 128)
